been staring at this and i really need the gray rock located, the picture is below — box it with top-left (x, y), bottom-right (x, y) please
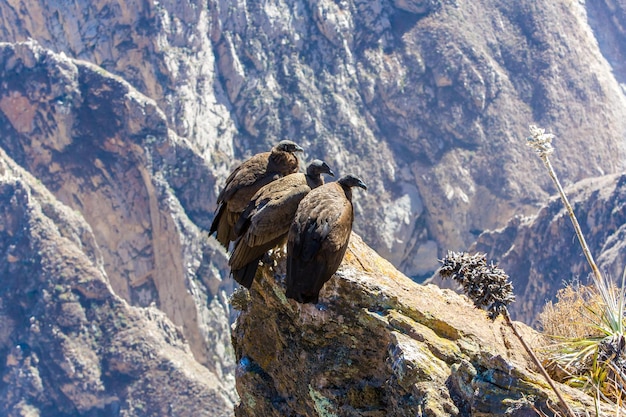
top-left (469, 173), bottom-right (626, 325)
top-left (0, 149), bottom-right (235, 416)
top-left (0, 41), bottom-right (238, 411)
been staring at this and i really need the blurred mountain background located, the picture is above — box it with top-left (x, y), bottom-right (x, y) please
top-left (1, 0), bottom-right (626, 415)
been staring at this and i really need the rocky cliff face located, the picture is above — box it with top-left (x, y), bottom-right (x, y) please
top-left (586, 0), bottom-right (626, 83)
top-left (464, 172), bottom-right (626, 325)
top-left (0, 148), bottom-right (234, 415)
top-left (0, 41), bottom-right (237, 413)
top-left (2, 0), bottom-right (626, 415)
top-left (231, 233), bottom-right (605, 416)
top-left (1, 0), bottom-right (625, 281)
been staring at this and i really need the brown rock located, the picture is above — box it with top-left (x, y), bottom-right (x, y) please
top-left (0, 1), bottom-right (626, 414)
top-left (0, 40), bottom-right (239, 412)
top-left (232, 233), bottom-right (604, 416)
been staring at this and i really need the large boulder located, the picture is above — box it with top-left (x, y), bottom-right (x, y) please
top-left (231, 234), bottom-right (602, 416)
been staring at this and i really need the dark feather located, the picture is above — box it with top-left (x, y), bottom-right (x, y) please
top-left (231, 256), bottom-right (262, 289)
top-left (286, 175), bottom-right (367, 303)
top-left (228, 160), bottom-right (334, 288)
top-left (209, 141), bottom-right (302, 249)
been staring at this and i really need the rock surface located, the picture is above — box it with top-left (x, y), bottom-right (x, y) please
top-left (0, 149), bottom-right (234, 416)
top-left (231, 234), bottom-right (604, 416)
top-left (1, 0), bottom-right (626, 414)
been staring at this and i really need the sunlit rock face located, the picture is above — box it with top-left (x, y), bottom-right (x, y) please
top-left (1, 0), bottom-right (626, 414)
top-left (0, 149), bottom-right (235, 416)
top-left (231, 233), bottom-right (604, 416)
top-left (0, 41), bottom-right (237, 413)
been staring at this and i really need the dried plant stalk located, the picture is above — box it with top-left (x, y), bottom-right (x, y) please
top-left (439, 251), bottom-right (576, 417)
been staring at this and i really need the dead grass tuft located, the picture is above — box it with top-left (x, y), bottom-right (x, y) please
top-left (539, 283), bottom-right (605, 340)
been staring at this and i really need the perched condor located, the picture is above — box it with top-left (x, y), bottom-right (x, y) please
top-left (209, 140), bottom-right (303, 249)
top-left (229, 160), bottom-right (335, 288)
top-left (286, 174), bottom-right (367, 304)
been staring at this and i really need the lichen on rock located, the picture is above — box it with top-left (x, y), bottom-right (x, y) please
top-left (232, 233), bottom-right (604, 416)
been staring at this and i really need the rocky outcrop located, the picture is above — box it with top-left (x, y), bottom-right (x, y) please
top-left (231, 234), bottom-right (604, 416)
top-left (0, 0), bottom-right (237, 164)
top-left (1, 0), bottom-right (626, 282)
top-left (0, 41), bottom-right (237, 410)
top-left (461, 173), bottom-right (626, 325)
top-left (0, 149), bottom-right (234, 416)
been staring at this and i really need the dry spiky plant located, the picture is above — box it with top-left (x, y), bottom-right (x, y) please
top-left (439, 251), bottom-right (576, 417)
top-left (528, 125), bottom-right (626, 414)
top-left (540, 275), bottom-right (626, 407)
top-left (526, 125), bottom-right (603, 289)
top-left (439, 251), bottom-right (515, 320)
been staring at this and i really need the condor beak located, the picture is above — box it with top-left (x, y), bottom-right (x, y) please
top-left (323, 162), bottom-right (335, 177)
